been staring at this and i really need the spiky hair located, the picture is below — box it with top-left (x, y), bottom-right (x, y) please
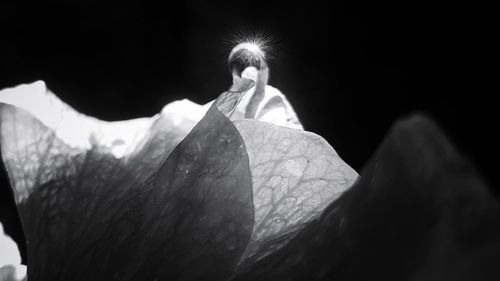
top-left (227, 32), bottom-right (274, 77)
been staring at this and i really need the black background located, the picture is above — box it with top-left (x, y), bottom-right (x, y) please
top-left (0, 0), bottom-right (496, 256)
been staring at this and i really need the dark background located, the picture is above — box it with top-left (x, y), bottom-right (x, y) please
top-left (0, 0), bottom-right (495, 260)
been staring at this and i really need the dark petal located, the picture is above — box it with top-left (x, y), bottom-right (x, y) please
top-left (1, 86), bottom-right (254, 281)
top-left (233, 120), bottom-right (357, 265)
top-left (230, 115), bottom-right (500, 281)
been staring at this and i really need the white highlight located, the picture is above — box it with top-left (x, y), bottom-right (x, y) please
top-left (230, 84), bottom-right (304, 130)
top-left (161, 99), bottom-right (212, 126)
top-left (241, 66), bottom-right (259, 82)
top-left (229, 42), bottom-right (266, 61)
top-left (285, 159), bottom-right (306, 177)
top-left (0, 223), bottom-right (26, 280)
top-left (0, 81), bottom-right (212, 158)
top-left (0, 79), bottom-right (302, 159)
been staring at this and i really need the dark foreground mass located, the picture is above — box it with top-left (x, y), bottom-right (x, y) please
top-left (230, 115), bottom-right (500, 281)
top-left (1, 108), bottom-right (499, 281)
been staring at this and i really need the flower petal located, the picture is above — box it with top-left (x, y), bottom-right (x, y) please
top-left (233, 120), bottom-right (357, 264)
top-left (1, 82), bottom-right (254, 280)
top-left (229, 115), bottom-right (500, 281)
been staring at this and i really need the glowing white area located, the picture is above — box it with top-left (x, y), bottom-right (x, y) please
top-left (0, 81), bottom-right (211, 158)
top-left (0, 223), bottom-right (26, 280)
top-left (0, 80), bottom-right (301, 161)
top-left (231, 84), bottom-right (304, 130)
top-left (229, 42), bottom-right (266, 60)
top-left (241, 66), bottom-right (259, 82)
top-left (161, 99), bottom-right (213, 126)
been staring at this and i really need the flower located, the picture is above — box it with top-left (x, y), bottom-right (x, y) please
top-left (0, 81), bottom-right (357, 280)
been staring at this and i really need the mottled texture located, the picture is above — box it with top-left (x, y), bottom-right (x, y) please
top-left (230, 115), bottom-right (500, 281)
top-left (1, 95), bottom-right (255, 280)
top-left (129, 106), bottom-right (254, 281)
top-left (1, 81), bottom-right (366, 280)
top-left (234, 120), bottom-right (357, 264)
top-left (123, 112), bottom-right (197, 184)
top-left (0, 82), bottom-right (198, 203)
